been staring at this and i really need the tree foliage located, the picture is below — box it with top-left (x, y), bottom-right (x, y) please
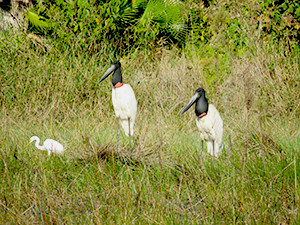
top-left (20, 0), bottom-right (300, 55)
top-left (25, 0), bottom-right (187, 55)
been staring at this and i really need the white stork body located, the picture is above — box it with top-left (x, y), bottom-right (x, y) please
top-left (28, 136), bottom-right (64, 156)
top-left (195, 104), bottom-right (223, 157)
top-left (98, 60), bottom-right (137, 151)
top-left (112, 84), bottom-right (137, 137)
top-left (181, 88), bottom-right (223, 163)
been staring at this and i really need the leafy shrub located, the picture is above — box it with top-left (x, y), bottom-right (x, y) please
top-left (258, 0), bottom-right (300, 42)
top-left (186, 0), bottom-right (211, 45)
top-left (26, 0), bottom-right (187, 55)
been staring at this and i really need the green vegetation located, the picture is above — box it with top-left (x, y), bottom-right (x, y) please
top-left (0, 0), bottom-right (299, 224)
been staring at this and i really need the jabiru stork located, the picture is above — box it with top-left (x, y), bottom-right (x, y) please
top-left (181, 88), bottom-right (223, 163)
top-left (98, 60), bottom-right (137, 151)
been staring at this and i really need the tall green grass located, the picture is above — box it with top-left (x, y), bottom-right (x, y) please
top-left (0, 28), bottom-right (299, 224)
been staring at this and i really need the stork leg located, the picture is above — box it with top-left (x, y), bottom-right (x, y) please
top-left (212, 140), bottom-right (215, 165)
top-left (201, 140), bottom-right (204, 158)
top-left (117, 117), bottom-right (120, 152)
top-left (128, 118), bottom-right (131, 152)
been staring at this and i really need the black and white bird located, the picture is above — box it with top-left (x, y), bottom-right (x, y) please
top-left (98, 60), bottom-right (137, 151)
top-left (181, 88), bottom-right (223, 163)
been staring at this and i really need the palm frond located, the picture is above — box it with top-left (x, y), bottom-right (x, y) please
top-left (25, 8), bottom-right (51, 32)
top-left (119, 6), bottom-right (140, 26)
top-left (139, 0), bottom-right (184, 26)
top-left (168, 28), bottom-right (188, 43)
top-left (138, 0), bottom-right (187, 41)
top-left (132, 0), bottom-right (148, 8)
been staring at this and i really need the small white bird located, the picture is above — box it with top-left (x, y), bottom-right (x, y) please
top-left (98, 60), bottom-right (137, 151)
top-left (181, 88), bottom-right (223, 163)
top-left (27, 136), bottom-right (64, 155)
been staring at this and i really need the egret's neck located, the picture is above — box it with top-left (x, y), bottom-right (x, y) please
top-left (195, 93), bottom-right (209, 117)
top-left (34, 138), bottom-right (46, 151)
top-left (112, 67), bottom-right (123, 86)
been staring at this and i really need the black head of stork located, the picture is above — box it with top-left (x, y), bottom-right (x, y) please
top-left (181, 88), bottom-right (209, 117)
top-left (98, 60), bottom-right (122, 86)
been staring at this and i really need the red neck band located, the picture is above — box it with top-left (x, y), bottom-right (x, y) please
top-left (198, 112), bottom-right (207, 118)
top-left (114, 82), bottom-right (124, 88)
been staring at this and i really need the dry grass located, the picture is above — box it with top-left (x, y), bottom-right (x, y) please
top-left (0, 28), bottom-right (299, 224)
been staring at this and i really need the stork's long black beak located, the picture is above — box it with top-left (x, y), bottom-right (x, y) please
top-left (98, 64), bottom-right (117, 83)
top-left (181, 93), bottom-right (200, 114)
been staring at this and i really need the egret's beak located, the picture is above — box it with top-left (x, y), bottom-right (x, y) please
top-left (181, 93), bottom-right (200, 114)
top-left (26, 141), bottom-right (31, 146)
top-left (98, 64), bottom-right (117, 83)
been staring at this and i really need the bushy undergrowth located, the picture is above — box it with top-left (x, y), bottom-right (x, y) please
top-left (0, 0), bottom-right (299, 224)
top-left (20, 0), bottom-right (300, 54)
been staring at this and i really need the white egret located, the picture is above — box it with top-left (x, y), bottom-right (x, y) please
top-left (27, 136), bottom-right (64, 155)
top-left (98, 60), bottom-right (137, 151)
top-left (181, 88), bottom-right (223, 163)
